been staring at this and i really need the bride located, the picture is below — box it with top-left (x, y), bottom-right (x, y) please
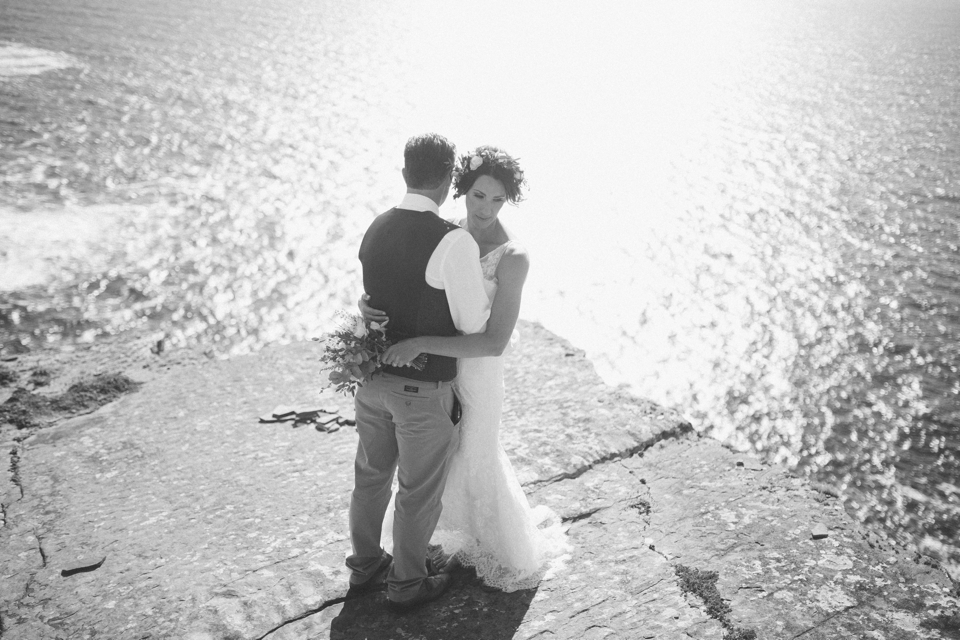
top-left (361, 145), bottom-right (569, 592)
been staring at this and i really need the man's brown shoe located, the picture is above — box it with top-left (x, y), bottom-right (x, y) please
top-left (386, 574), bottom-right (451, 612)
top-left (347, 553), bottom-right (392, 594)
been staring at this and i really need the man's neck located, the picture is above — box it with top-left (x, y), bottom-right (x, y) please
top-left (405, 188), bottom-right (444, 207)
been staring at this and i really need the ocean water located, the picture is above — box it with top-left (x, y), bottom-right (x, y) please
top-left (1, 0), bottom-right (958, 577)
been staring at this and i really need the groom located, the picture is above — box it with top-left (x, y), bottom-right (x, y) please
top-left (346, 133), bottom-right (490, 610)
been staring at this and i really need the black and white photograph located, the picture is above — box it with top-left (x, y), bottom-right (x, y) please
top-left (1, 0), bottom-right (958, 638)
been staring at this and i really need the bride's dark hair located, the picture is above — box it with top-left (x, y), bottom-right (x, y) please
top-left (452, 145), bottom-right (527, 204)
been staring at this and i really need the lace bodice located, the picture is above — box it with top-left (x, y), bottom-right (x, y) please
top-left (480, 242), bottom-right (510, 291)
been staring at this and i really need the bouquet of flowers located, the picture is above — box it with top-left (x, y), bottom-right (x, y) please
top-left (316, 312), bottom-right (426, 397)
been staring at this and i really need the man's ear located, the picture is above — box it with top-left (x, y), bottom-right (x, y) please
top-left (401, 167), bottom-right (408, 184)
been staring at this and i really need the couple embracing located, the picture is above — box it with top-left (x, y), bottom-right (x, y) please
top-left (345, 133), bottom-right (568, 611)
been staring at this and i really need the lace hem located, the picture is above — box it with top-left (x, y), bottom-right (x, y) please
top-left (433, 505), bottom-right (571, 592)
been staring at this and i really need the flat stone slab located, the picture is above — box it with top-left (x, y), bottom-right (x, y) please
top-left (0, 321), bottom-right (956, 639)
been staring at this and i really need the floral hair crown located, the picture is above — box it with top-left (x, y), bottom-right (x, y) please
top-left (453, 146), bottom-right (526, 202)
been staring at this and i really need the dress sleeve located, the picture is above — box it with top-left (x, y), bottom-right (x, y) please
top-left (426, 230), bottom-right (491, 334)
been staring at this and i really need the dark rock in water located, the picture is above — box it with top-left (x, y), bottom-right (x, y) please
top-left (29, 368), bottom-right (52, 387)
top-left (61, 555), bottom-right (106, 577)
top-left (810, 482), bottom-right (841, 498)
top-left (1, 388), bottom-right (49, 429)
top-left (0, 366), bottom-right (17, 387)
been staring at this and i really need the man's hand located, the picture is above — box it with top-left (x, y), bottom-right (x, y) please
top-left (382, 339), bottom-right (425, 368)
top-left (359, 294), bottom-right (389, 325)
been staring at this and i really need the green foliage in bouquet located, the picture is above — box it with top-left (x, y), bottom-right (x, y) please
top-left (316, 312), bottom-right (426, 397)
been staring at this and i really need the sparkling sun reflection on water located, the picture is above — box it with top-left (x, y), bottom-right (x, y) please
top-left (1, 0), bottom-right (958, 576)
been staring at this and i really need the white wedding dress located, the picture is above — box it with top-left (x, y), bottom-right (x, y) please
top-left (381, 241), bottom-right (570, 592)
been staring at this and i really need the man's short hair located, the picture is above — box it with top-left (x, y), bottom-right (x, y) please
top-left (404, 133), bottom-right (456, 190)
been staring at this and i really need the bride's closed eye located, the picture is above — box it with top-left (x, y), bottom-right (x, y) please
top-left (472, 191), bottom-right (505, 202)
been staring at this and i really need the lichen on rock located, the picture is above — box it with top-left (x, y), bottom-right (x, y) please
top-left (0, 372), bottom-right (140, 429)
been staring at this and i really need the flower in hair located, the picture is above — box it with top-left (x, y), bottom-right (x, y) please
top-left (469, 155), bottom-right (483, 171)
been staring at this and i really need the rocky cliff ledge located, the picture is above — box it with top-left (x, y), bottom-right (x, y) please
top-left (1, 321), bottom-right (957, 639)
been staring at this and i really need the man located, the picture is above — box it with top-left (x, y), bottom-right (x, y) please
top-left (346, 133), bottom-right (490, 610)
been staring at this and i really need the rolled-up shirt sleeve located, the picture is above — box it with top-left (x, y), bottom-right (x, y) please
top-left (425, 229), bottom-right (490, 334)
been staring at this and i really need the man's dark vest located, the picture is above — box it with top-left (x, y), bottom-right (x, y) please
top-left (359, 207), bottom-right (460, 382)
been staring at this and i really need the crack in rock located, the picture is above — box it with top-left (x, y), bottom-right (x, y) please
top-left (562, 507), bottom-right (603, 524)
top-left (217, 551), bottom-right (312, 590)
top-left (636, 577), bottom-right (666, 596)
top-left (631, 499), bottom-right (652, 516)
top-left (34, 530), bottom-right (47, 568)
top-left (256, 595), bottom-right (350, 640)
top-left (647, 543), bottom-right (670, 562)
top-left (526, 421), bottom-right (693, 489)
top-left (790, 603), bottom-right (861, 639)
top-left (582, 624), bottom-right (613, 636)
top-left (706, 540), bottom-right (754, 563)
top-left (560, 480), bottom-right (655, 526)
top-left (8, 445), bottom-right (23, 501)
top-left (570, 597), bottom-right (610, 619)
top-left (525, 631), bottom-right (557, 639)
top-left (207, 536), bottom-right (350, 604)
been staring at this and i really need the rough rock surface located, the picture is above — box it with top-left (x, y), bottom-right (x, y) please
top-left (1, 321), bottom-right (957, 639)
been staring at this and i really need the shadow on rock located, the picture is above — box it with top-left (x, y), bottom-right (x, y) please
top-left (329, 573), bottom-right (537, 640)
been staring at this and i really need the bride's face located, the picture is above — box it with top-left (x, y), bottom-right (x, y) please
top-left (465, 175), bottom-right (507, 231)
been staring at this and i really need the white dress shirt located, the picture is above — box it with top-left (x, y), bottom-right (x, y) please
top-left (398, 193), bottom-right (490, 335)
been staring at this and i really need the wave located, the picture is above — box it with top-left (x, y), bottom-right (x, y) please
top-left (0, 43), bottom-right (78, 77)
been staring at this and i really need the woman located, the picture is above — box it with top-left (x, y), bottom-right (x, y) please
top-left (361, 145), bottom-right (568, 592)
